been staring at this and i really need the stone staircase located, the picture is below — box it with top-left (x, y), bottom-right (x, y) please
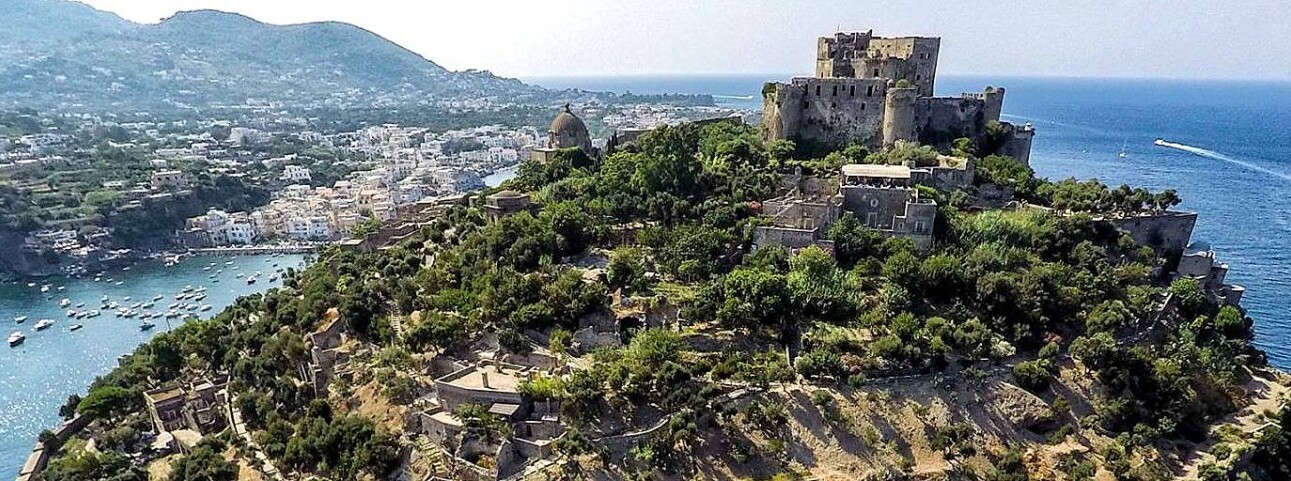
top-left (413, 435), bottom-right (448, 478)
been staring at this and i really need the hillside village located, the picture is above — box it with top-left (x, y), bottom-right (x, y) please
top-left (0, 100), bottom-right (745, 279)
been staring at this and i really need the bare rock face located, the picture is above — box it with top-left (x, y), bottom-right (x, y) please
top-left (988, 382), bottom-right (1056, 431)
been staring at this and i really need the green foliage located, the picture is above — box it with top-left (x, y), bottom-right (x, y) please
top-left (977, 155), bottom-right (1041, 196)
top-left (168, 443), bottom-right (237, 481)
top-left (863, 140), bottom-right (939, 167)
top-left (1012, 360), bottom-right (1051, 392)
top-left (827, 213), bottom-right (882, 269)
top-left (607, 246), bottom-right (654, 294)
top-left (76, 386), bottom-right (136, 420)
top-left (693, 266), bottom-right (789, 332)
top-left (43, 450), bottom-right (141, 481)
top-left (518, 375), bottom-right (564, 400)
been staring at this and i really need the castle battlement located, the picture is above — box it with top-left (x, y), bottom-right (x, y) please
top-left (764, 30), bottom-right (1033, 165)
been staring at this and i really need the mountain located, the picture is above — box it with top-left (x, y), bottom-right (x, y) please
top-left (0, 0), bottom-right (133, 44)
top-left (0, 0), bottom-right (542, 111)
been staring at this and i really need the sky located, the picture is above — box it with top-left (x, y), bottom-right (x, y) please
top-left (77, 0), bottom-right (1291, 80)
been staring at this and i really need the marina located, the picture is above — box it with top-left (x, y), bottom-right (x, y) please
top-left (0, 253), bottom-right (305, 474)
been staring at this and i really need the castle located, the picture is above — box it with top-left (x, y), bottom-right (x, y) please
top-left (762, 30), bottom-right (1034, 164)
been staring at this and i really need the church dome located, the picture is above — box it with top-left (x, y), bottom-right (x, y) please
top-left (549, 104), bottom-right (588, 139)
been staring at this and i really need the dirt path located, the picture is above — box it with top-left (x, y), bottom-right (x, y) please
top-left (1176, 369), bottom-right (1288, 479)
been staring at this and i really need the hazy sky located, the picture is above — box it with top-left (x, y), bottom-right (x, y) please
top-left (78, 0), bottom-right (1291, 80)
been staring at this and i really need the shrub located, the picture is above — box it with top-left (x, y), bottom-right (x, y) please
top-left (1012, 360), bottom-right (1051, 392)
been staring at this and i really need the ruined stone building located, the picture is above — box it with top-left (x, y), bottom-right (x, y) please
top-left (142, 378), bottom-right (228, 440)
top-left (762, 30), bottom-right (1035, 162)
top-left (753, 158), bottom-right (969, 253)
top-left (415, 359), bottom-right (563, 481)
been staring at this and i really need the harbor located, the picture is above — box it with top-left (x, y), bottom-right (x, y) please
top-left (0, 253), bottom-right (306, 475)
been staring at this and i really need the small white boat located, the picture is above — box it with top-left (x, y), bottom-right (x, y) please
top-left (246, 277), bottom-right (256, 285)
top-left (113, 281), bottom-right (124, 286)
top-left (74, 302), bottom-right (85, 308)
top-left (142, 302), bottom-right (155, 309)
top-left (182, 285), bottom-right (194, 292)
top-left (152, 295), bottom-right (164, 301)
top-left (40, 285), bottom-right (50, 293)
top-left (59, 298), bottom-right (71, 308)
top-left (8, 331), bottom-right (25, 346)
top-left (123, 296), bottom-right (131, 301)
top-left (199, 304), bottom-right (212, 311)
top-left (69, 324), bottom-right (83, 332)
top-left (14, 316), bottom-right (27, 324)
top-left (34, 319), bottom-right (54, 331)
top-left (139, 321), bottom-right (156, 331)
top-left (66, 310), bottom-right (76, 317)
top-left (26, 282), bottom-right (35, 288)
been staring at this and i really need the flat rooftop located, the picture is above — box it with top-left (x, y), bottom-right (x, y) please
top-left (842, 164), bottom-right (911, 179)
top-left (437, 365), bottom-right (525, 393)
top-left (144, 386), bottom-right (185, 404)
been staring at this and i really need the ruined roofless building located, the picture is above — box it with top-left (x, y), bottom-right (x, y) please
top-left (762, 30), bottom-right (1035, 164)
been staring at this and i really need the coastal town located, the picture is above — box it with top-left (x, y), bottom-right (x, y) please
top-left (0, 102), bottom-right (748, 280)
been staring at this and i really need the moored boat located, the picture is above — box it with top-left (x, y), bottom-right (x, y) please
top-left (34, 319), bottom-right (54, 331)
top-left (8, 331), bottom-right (25, 346)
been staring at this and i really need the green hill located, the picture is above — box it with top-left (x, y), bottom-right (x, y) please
top-left (0, 1), bottom-right (540, 111)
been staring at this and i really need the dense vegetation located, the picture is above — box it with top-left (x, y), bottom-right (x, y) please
top-left (50, 119), bottom-right (1267, 480)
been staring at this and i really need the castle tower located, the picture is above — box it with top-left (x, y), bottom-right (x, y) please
top-left (981, 87), bottom-right (1006, 123)
top-left (883, 84), bottom-right (918, 148)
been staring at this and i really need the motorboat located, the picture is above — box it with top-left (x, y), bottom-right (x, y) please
top-left (139, 321), bottom-right (156, 331)
top-left (59, 299), bottom-right (71, 308)
top-left (14, 316), bottom-right (27, 324)
top-left (8, 331), bottom-right (25, 346)
top-left (69, 324), bottom-right (83, 332)
top-left (34, 319), bottom-right (54, 331)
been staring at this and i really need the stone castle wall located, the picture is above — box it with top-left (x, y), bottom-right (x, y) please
top-left (762, 77), bottom-right (890, 149)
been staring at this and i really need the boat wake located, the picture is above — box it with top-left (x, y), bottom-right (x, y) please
top-left (1154, 139), bottom-right (1291, 182)
top-left (713, 94), bottom-right (756, 100)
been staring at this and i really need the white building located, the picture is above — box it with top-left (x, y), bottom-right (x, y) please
top-left (282, 165), bottom-right (312, 183)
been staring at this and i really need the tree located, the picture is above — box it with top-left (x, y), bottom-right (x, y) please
top-left (169, 445), bottom-right (237, 481)
top-left (58, 394), bottom-right (82, 420)
top-left (77, 386), bottom-right (135, 420)
top-left (828, 213), bottom-right (881, 268)
top-left (1167, 277), bottom-right (1210, 325)
top-left (1012, 360), bottom-right (1051, 392)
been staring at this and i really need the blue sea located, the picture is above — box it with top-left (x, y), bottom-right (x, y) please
top-left (528, 74), bottom-right (1291, 367)
top-left (0, 254), bottom-right (305, 475)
